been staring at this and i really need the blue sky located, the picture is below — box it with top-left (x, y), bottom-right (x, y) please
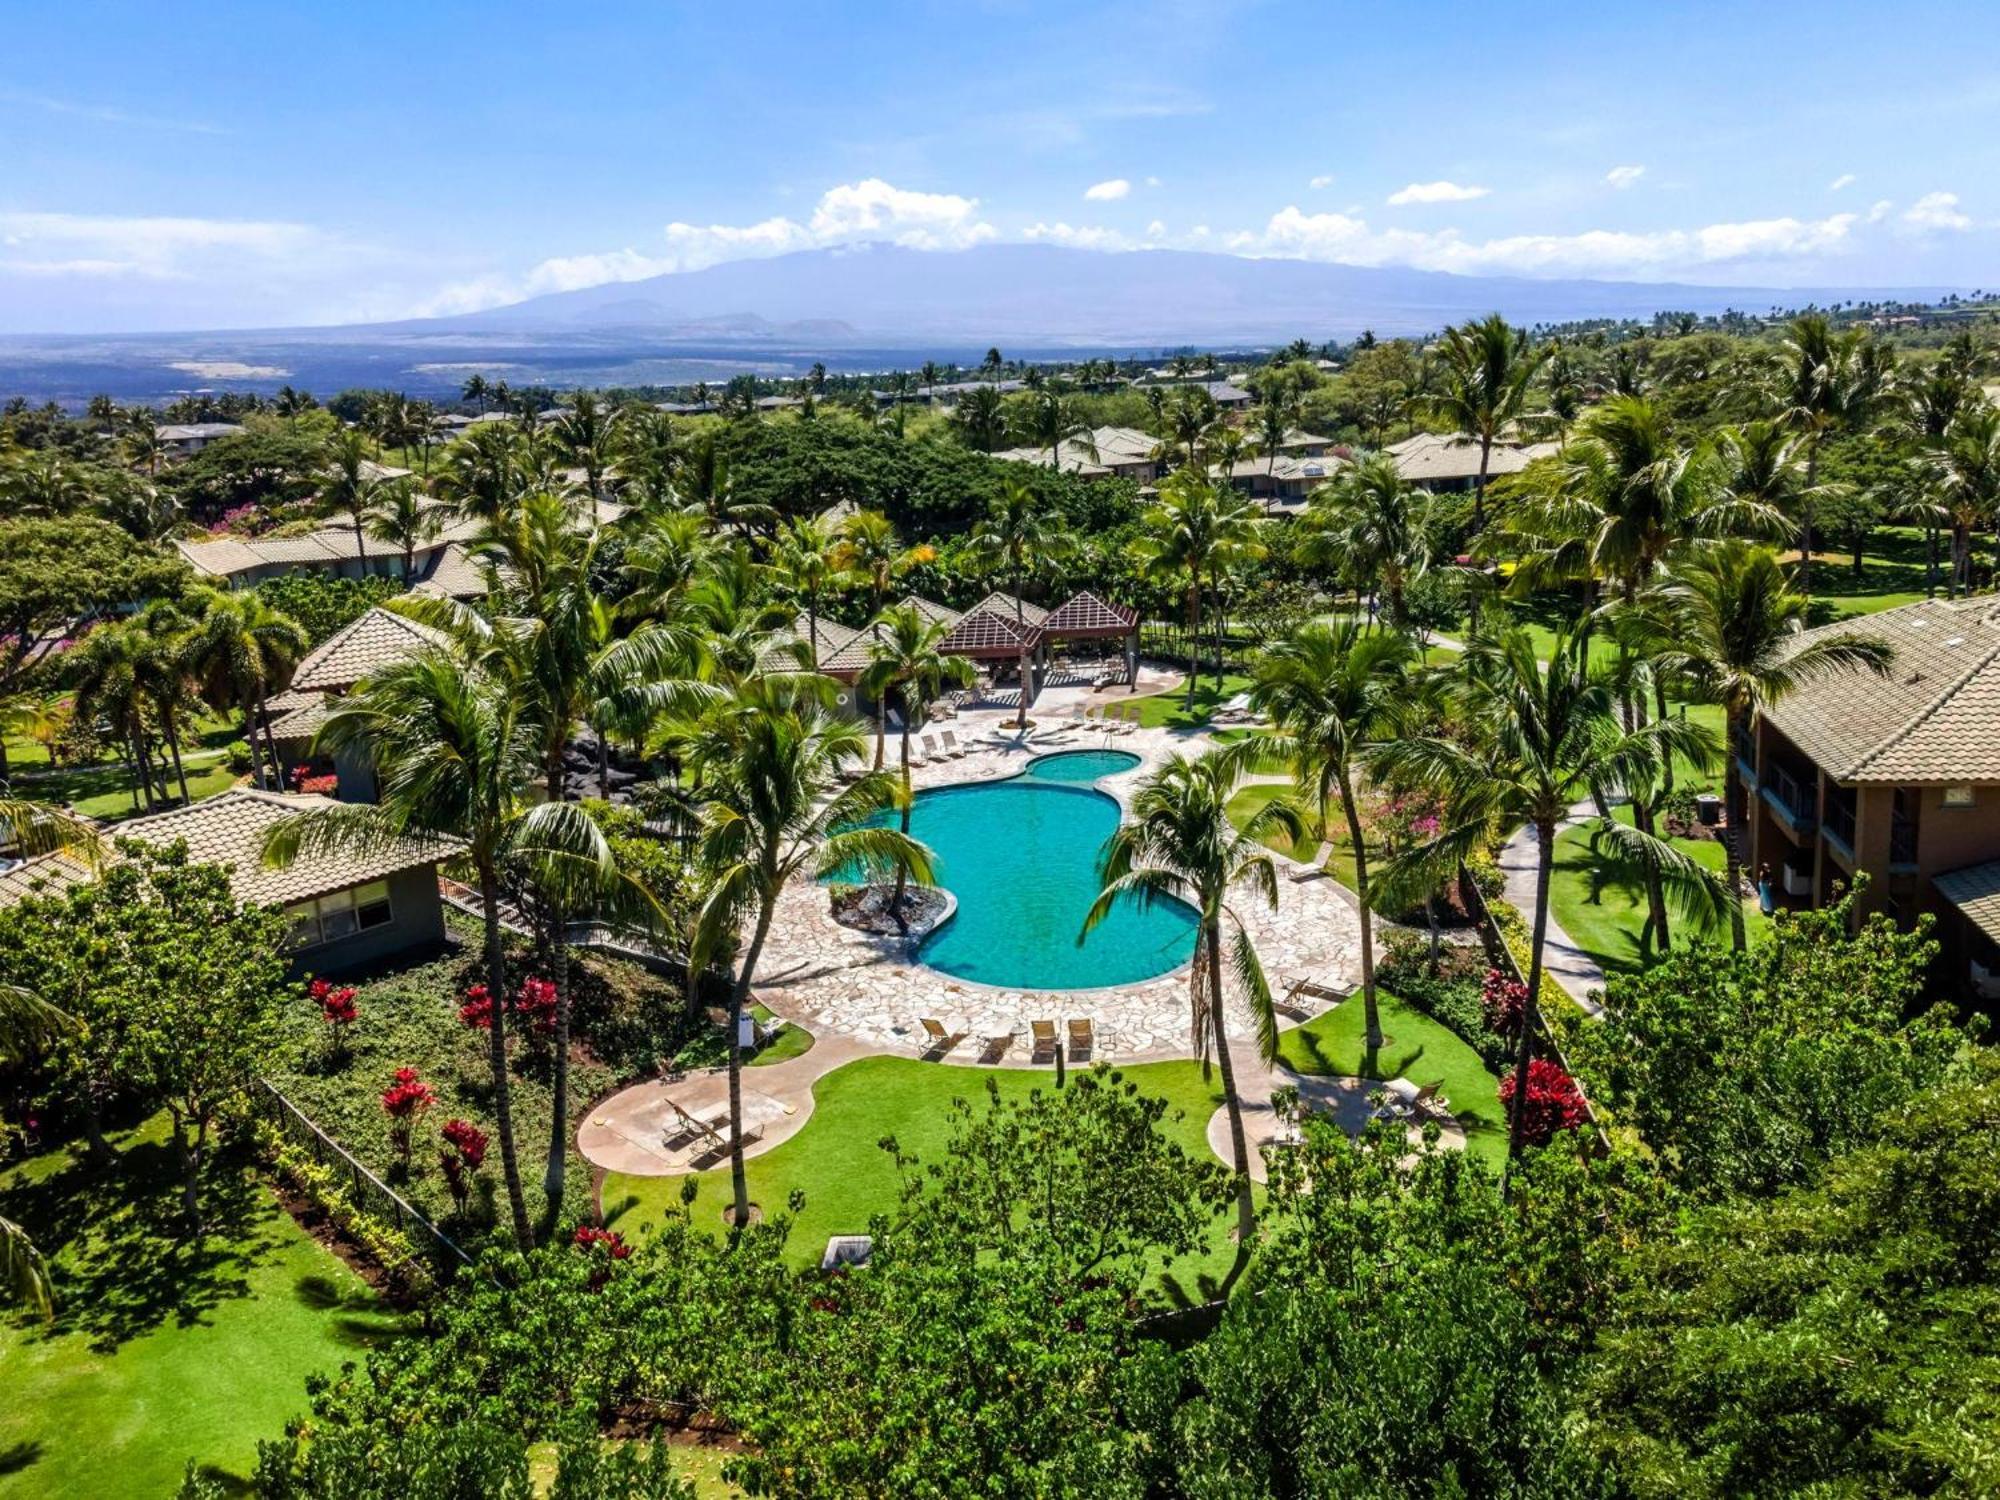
top-left (3, 0), bottom-right (1998, 332)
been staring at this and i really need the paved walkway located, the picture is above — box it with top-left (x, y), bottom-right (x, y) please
top-left (1497, 802), bottom-right (1606, 1015)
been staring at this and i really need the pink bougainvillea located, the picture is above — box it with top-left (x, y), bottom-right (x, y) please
top-left (380, 1066), bottom-right (436, 1162)
top-left (1497, 1058), bottom-right (1590, 1147)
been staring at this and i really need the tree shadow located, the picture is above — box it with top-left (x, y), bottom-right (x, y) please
top-left (0, 1441), bottom-right (44, 1476)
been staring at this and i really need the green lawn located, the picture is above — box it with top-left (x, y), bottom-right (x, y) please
top-left (22, 756), bottom-right (243, 820)
top-left (749, 1004), bottom-right (816, 1068)
top-left (1225, 783), bottom-right (1323, 864)
top-left (1128, 672), bottom-right (1256, 731)
top-left (0, 1115), bottom-right (403, 1496)
top-left (1275, 992), bottom-right (1508, 1168)
top-left (1548, 806), bottom-right (1766, 979)
top-left (602, 1055), bottom-right (1247, 1305)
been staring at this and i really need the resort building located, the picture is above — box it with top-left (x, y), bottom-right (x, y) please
top-left (156, 421), bottom-right (244, 457)
top-left (1736, 596), bottom-right (2000, 994)
top-left (268, 606), bottom-right (450, 800)
top-left (1385, 431), bottom-right (1559, 491)
top-left (0, 788), bottom-right (450, 976)
top-left (992, 425), bottom-right (1163, 480)
top-left (1215, 451), bottom-right (1347, 514)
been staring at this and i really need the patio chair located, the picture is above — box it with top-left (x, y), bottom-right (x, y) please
top-left (1067, 1017), bottom-right (1094, 1060)
top-left (977, 1032), bottom-right (1015, 1064)
top-left (919, 732), bottom-right (944, 763)
top-left (1407, 1081), bottom-right (1448, 1120)
top-left (939, 729), bottom-right (966, 758)
top-left (919, 1016), bottom-right (967, 1055)
top-left (1029, 1019), bottom-right (1059, 1063)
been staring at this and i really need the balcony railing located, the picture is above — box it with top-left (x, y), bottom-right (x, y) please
top-left (1761, 764), bottom-right (1818, 832)
top-left (1824, 793), bottom-right (1857, 856)
top-left (1730, 725), bottom-right (1758, 782)
top-left (1891, 812), bottom-right (1918, 867)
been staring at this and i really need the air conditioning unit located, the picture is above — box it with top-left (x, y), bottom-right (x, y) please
top-left (1781, 864), bottom-right (1813, 898)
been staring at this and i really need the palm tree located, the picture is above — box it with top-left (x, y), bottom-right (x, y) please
top-left (1376, 624), bottom-right (1722, 1166)
top-left (1655, 544), bottom-right (1893, 948)
top-left (462, 374), bottom-right (489, 414)
top-left (435, 421), bottom-right (528, 526)
top-left (1928, 406), bottom-right (2000, 596)
top-left (1083, 745), bottom-right (1297, 1248)
top-left (186, 591), bottom-right (309, 792)
top-left (320, 429), bottom-right (384, 572)
top-left (675, 676), bottom-right (931, 1229)
top-left (950, 385), bottom-right (1009, 452)
top-left (1020, 388), bottom-right (1096, 473)
top-left (1133, 472), bottom-right (1266, 709)
top-left (65, 622), bottom-right (164, 811)
top-left (1254, 395), bottom-right (1293, 480)
top-left (552, 392), bottom-right (616, 524)
top-left (1768, 313), bottom-right (1893, 595)
top-left (769, 517), bottom-right (847, 670)
top-left (1296, 453), bottom-right (1432, 627)
top-left (968, 479), bottom-right (1072, 624)
top-left (130, 599), bottom-right (204, 803)
top-left (619, 507), bottom-right (724, 628)
top-left (124, 411), bottom-right (164, 476)
top-left (857, 606), bottom-right (976, 911)
top-left (1415, 313), bottom-right (1552, 531)
top-left (1251, 622), bottom-right (1413, 1048)
top-left (833, 509), bottom-right (931, 617)
top-left (364, 480), bottom-right (442, 579)
top-left (1, 981), bottom-right (77, 1317)
top-left (267, 650), bottom-right (614, 1246)
top-left (1163, 385), bottom-right (1220, 469)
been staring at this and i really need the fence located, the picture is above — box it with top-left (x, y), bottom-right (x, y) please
top-left (256, 1078), bottom-right (476, 1270)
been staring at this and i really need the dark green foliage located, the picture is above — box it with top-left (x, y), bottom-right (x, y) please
top-left (0, 515), bottom-right (189, 691)
top-left (253, 571), bottom-right (403, 646)
top-left (164, 430), bottom-right (325, 519)
top-left (1382, 950), bottom-right (1515, 1072)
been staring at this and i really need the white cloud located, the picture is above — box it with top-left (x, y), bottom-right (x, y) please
top-left (1867, 198), bottom-right (1894, 223)
top-left (1084, 178), bottom-right (1131, 201)
top-left (1144, 176), bottom-right (1162, 188)
top-left (1605, 165), bottom-right (1645, 190)
top-left (0, 212), bottom-right (320, 278)
top-left (1308, 174), bottom-right (1335, 189)
top-left (1241, 203), bottom-right (1861, 278)
top-left (1146, 219), bottom-right (1167, 238)
top-left (1387, 180), bottom-right (1491, 206)
top-left (1828, 172), bottom-right (1857, 191)
top-left (1024, 222), bottom-right (1136, 251)
top-left (1903, 191), bottom-right (1971, 232)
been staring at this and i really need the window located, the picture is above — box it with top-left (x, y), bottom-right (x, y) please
top-left (285, 881), bottom-right (394, 948)
top-left (1943, 786), bottom-right (1976, 808)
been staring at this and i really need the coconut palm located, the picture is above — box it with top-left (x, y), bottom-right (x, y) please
top-left (857, 606), bottom-right (976, 911)
top-left (435, 421), bottom-right (528, 525)
top-left (950, 385), bottom-right (1008, 452)
top-left (1927, 405), bottom-right (2000, 596)
top-left (1295, 453), bottom-right (1432, 627)
top-left (266, 649), bottom-right (614, 1246)
top-left (833, 509), bottom-right (933, 617)
top-left (1019, 388), bottom-right (1097, 473)
top-left (968, 479), bottom-right (1072, 624)
top-left (124, 411), bottom-right (164, 476)
top-left (674, 675), bottom-right (931, 1230)
top-left (1767, 313), bottom-right (1894, 595)
top-left (1251, 622), bottom-right (1414, 1048)
top-left (364, 479), bottom-right (442, 579)
top-left (768, 516), bottom-right (847, 670)
top-left (1162, 385), bottom-right (1220, 469)
top-left (186, 590), bottom-right (308, 791)
top-left (1254, 395), bottom-right (1293, 480)
top-left (1654, 544), bottom-right (1894, 949)
top-left (65, 621), bottom-right (166, 811)
top-left (686, 548), bottom-right (797, 686)
top-left (1376, 623), bottom-right (1724, 1165)
top-left (1083, 744), bottom-right (1298, 1248)
top-left (551, 391), bottom-right (617, 524)
top-left (1415, 313), bottom-right (1552, 531)
top-left (1133, 472), bottom-right (1266, 708)
top-left (620, 507), bottom-right (724, 628)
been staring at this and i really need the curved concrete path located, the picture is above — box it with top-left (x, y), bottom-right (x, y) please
top-left (1497, 804), bottom-right (1606, 1016)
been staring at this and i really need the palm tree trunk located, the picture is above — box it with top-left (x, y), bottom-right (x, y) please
top-left (543, 932), bottom-right (571, 1204)
top-left (1184, 584), bottom-right (1202, 712)
top-left (726, 897), bottom-right (778, 1232)
top-left (1927, 525), bottom-right (1940, 598)
top-left (1340, 771), bottom-right (1382, 1051)
top-left (1506, 820), bottom-right (1554, 1173)
top-left (240, 691), bottom-right (266, 789)
top-left (256, 688), bottom-right (283, 790)
top-left (353, 515), bottom-right (368, 573)
top-left (1723, 709), bottom-right (1749, 952)
top-left (1206, 924), bottom-right (1256, 1245)
top-left (1474, 434), bottom-right (1493, 533)
top-left (873, 697), bottom-right (887, 770)
top-left (892, 703), bottom-right (913, 930)
top-left (163, 710), bottom-right (190, 803)
top-left (1798, 441), bottom-right (1820, 598)
top-left (478, 862), bottom-right (533, 1247)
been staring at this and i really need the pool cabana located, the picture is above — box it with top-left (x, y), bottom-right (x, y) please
top-left (939, 606), bottom-right (1044, 728)
top-left (1039, 591), bottom-right (1141, 688)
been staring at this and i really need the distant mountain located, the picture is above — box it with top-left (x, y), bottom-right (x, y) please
top-left (410, 242), bottom-right (1950, 346)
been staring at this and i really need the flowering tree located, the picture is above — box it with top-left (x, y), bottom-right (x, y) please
top-left (1497, 1058), bottom-right (1589, 1147)
top-left (380, 1066), bottom-right (436, 1164)
top-left (439, 1117), bottom-right (489, 1214)
top-left (310, 978), bottom-right (359, 1059)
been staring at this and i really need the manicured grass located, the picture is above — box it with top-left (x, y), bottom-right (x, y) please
top-left (0, 1115), bottom-right (402, 1496)
top-left (1275, 992), bottom-right (1508, 1168)
top-left (603, 1055), bottom-right (1246, 1304)
top-left (1225, 783), bottom-right (1322, 863)
top-left (33, 756), bottom-right (243, 820)
top-left (1128, 672), bottom-right (1256, 731)
top-left (1548, 806), bottom-right (1766, 979)
top-left (748, 1007), bottom-right (815, 1068)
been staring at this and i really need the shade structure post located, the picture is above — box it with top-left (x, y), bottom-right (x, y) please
top-left (1016, 646), bottom-right (1031, 728)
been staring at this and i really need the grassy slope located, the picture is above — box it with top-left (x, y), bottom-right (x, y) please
top-left (1275, 994), bottom-right (1508, 1169)
top-left (1548, 805), bottom-right (1766, 979)
top-left (0, 1116), bottom-right (402, 1496)
top-left (1127, 672), bottom-right (1256, 731)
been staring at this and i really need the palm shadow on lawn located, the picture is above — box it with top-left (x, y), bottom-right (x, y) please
top-left (4, 1135), bottom-right (297, 1354)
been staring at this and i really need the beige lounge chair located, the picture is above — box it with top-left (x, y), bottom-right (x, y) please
top-left (919, 1016), bottom-right (966, 1055)
top-left (939, 729), bottom-right (966, 758)
top-left (920, 732), bottom-right (944, 763)
top-left (1067, 1017), bottom-right (1094, 1059)
top-left (1030, 1019), bottom-right (1059, 1062)
top-left (978, 1032), bottom-right (1015, 1064)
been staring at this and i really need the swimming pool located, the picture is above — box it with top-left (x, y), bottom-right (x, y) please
top-left (832, 749), bottom-right (1197, 990)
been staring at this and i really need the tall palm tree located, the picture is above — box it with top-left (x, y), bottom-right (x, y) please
top-left (1251, 622), bottom-right (1413, 1048)
top-left (130, 599), bottom-right (204, 803)
top-left (969, 479), bottom-right (1072, 624)
top-left (950, 385), bottom-right (1008, 452)
top-left (1296, 453), bottom-right (1432, 627)
top-left (1768, 312), bottom-right (1893, 595)
top-left (435, 421), bottom-right (528, 526)
top-left (856, 606), bottom-right (976, 911)
top-left (1254, 394), bottom-right (1293, 480)
top-left (620, 507), bottom-right (724, 628)
top-left (1020, 388), bottom-right (1096, 473)
top-left (1416, 313), bottom-right (1552, 531)
top-left (675, 676), bottom-right (931, 1229)
top-left (65, 621), bottom-right (164, 811)
top-left (1376, 624), bottom-right (1722, 1166)
top-left (267, 650), bottom-right (615, 1245)
top-left (364, 479), bottom-right (442, 579)
top-left (462, 373), bottom-right (489, 414)
top-left (552, 391), bottom-right (617, 524)
top-left (1084, 745), bottom-right (1297, 1248)
top-left (769, 516), bottom-right (848, 670)
top-left (1133, 472), bottom-right (1266, 709)
top-left (320, 429), bottom-right (384, 572)
top-left (686, 548), bottom-right (797, 687)
top-left (1654, 544), bottom-right (1893, 949)
top-left (833, 510), bottom-right (932, 617)
top-left (1163, 385), bottom-right (1220, 469)
top-left (1928, 405), bottom-right (2000, 596)
top-left (186, 591), bottom-right (309, 792)
top-left (124, 410), bottom-right (164, 476)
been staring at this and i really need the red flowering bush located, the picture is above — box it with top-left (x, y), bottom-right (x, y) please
top-left (458, 983), bottom-right (496, 1030)
top-left (380, 1066), bottom-right (436, 1162)
top-left (515, 976), bottom-right (557, 1038)
top-left (1497, 1058), bottom-right (1590, 1147)
top-left (1480, 969), bottom-right (1529, 1038)
top-left (438, 1118), bottom-right (489, 1213)
top-left (573, 1224), bottom-right (632, 1289)
top-left (310, 978), bottom-right (359, 1056)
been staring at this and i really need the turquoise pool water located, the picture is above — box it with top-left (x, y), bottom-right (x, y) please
top-left (833, 751), bottom-right (1197, 989)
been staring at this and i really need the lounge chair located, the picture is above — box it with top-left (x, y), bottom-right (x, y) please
top-left (977, 1032), bottom-right (1015, 1064)
top-left (919, 1017), bottom-right (966, 1055)
top-left (938, 729), bottom-right (966, 758)
top-left (1277, 975), bottom-right (1357, 1018)
top-left (920, 732), bottom-right (945, 763)
top-left (1407, 1081), bottom-right (1448, 1120)
top-left (1067, 1017), bottom-right (1094, 1059)
top-left (1030, 1019), bottom-right (1059, 1062)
